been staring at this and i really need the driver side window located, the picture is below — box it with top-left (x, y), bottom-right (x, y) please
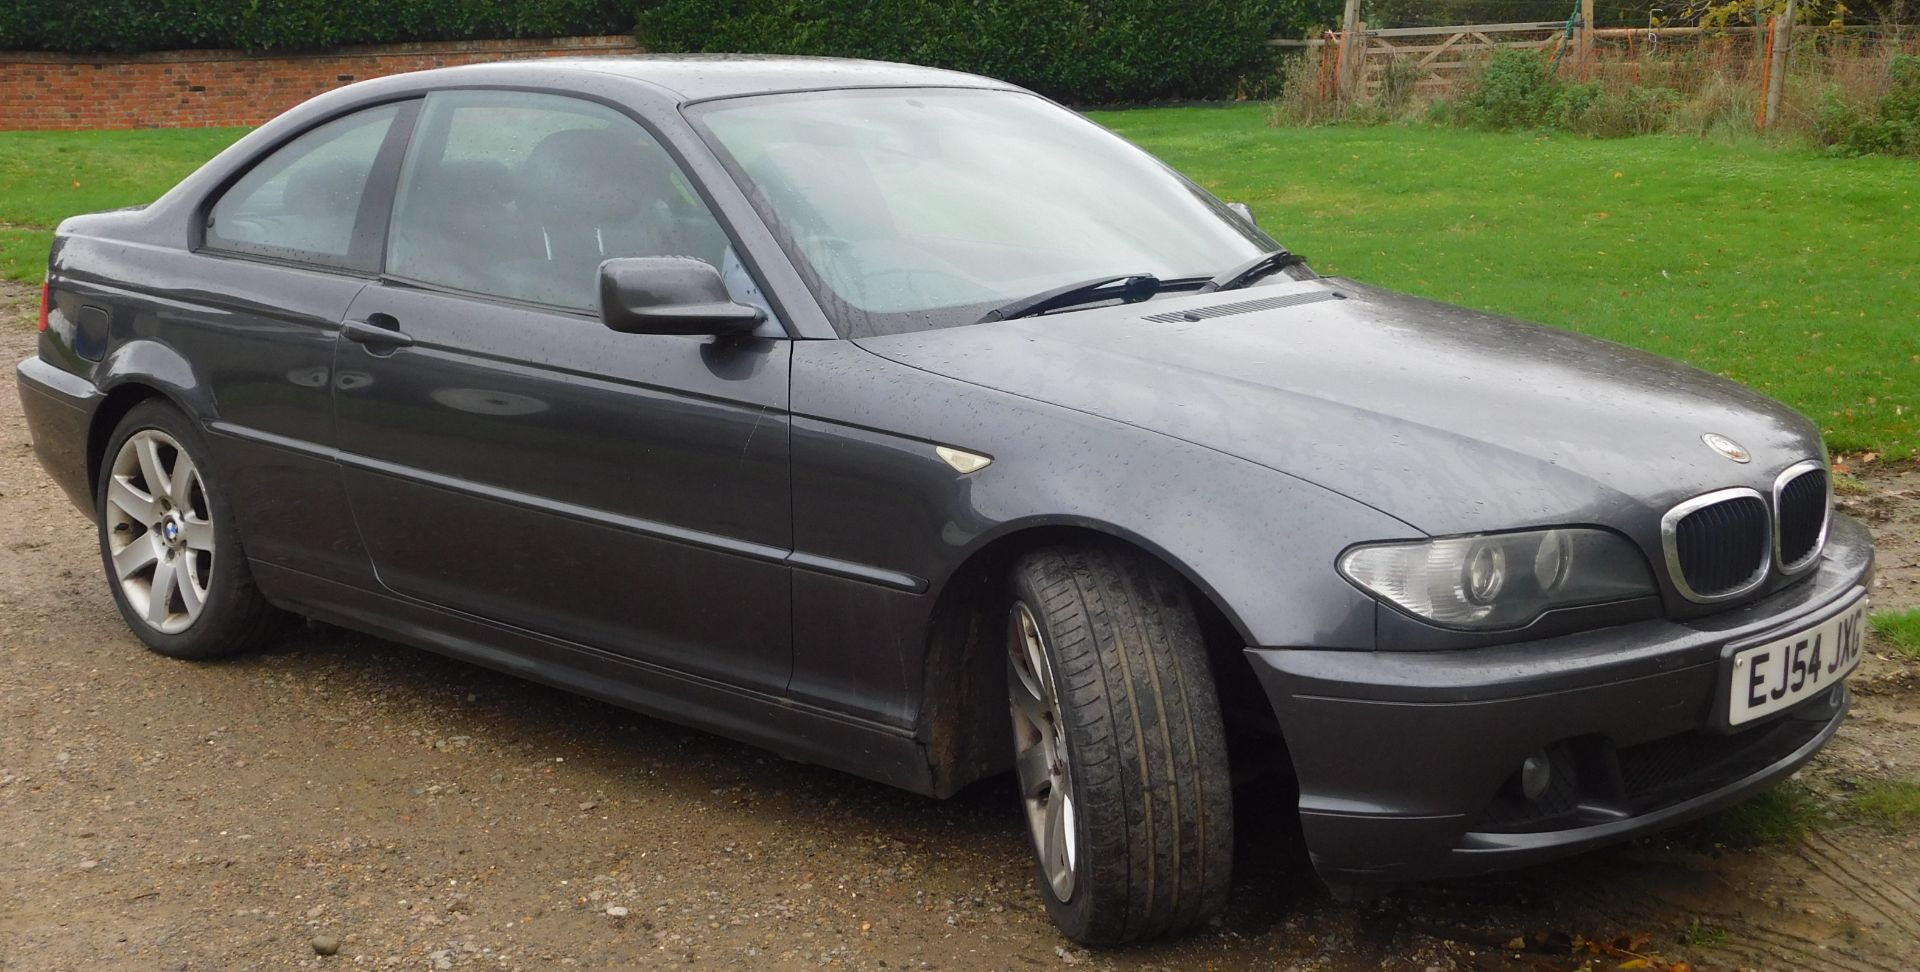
top-left (204, 104), bottom-right (401, 270)
top-left (385, 90), bottom-right (737, 313)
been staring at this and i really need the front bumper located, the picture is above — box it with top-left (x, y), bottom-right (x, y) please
top-left (1248, 512), bottom-right (1873, 884)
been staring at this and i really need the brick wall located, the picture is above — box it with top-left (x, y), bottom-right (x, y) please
top-left (0, 35), bottom-right (642, 131)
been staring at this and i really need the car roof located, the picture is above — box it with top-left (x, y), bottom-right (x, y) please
top-left (421, 54), bottom-right (1019, 103)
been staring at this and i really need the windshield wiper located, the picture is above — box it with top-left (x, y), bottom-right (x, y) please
top-left (979, 273), bottom-right (1160, 323)
top-left (1197, 249), bottom-right (1309, 294)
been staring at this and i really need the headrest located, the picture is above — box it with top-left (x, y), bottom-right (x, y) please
top-left (519, 127), bottom-right (671, 224)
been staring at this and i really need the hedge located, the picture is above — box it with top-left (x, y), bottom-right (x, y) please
top-left (0, 0), bottom-right (1322, 105)
top-left (0, 0), bottom-right (635, 55)
top-left (640, 0), bottom-right (1309, 103)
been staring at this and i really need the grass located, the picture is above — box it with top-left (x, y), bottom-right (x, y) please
top-left (1869, 608), bottom-right (1920, 659)
top-left (1680, 780), bottom-right (1826, 847)
top-left (1833, 472), bottom-right (1873, 496)
top-left (1678, 920), bottom-right (1729, 950)
top-left (1853, 780), bottom-right (1920, 825)
top-left (1, 113), bottom-right (1916, 455)
top-left (0, 228), bottom-right (52, 284)
top-left (0, 128), bottom-right (249, 285)
top-left (1090, 107), bottom-right (1920, 458)
top-left (0, 127), bottom-right (250, 228)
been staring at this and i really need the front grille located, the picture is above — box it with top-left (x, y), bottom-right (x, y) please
top-left (1665, 490), bottom-right (1770, 601)
top-left (1774, 464), bottom-right (1830, 571)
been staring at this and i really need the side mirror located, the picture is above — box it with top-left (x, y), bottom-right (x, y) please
top-left (1227, 202), bottom-right (1258, 227)
top-left (599, 257), bottom-right (765, 336)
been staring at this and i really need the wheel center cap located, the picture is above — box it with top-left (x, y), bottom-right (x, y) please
top-left (161, 515), bottom-right (183, 546)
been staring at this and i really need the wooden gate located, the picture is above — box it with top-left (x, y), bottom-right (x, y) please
top-left (1353, 21), bottom-right (1571, 94)
top-left (1276, 21), bottom-right (1573, 97)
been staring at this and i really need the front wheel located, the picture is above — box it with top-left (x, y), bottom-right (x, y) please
top-left (1006, 544), bottom-right (1234, 944)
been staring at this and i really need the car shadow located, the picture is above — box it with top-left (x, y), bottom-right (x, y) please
top-left (225, 621), bottom-right (1767, 966)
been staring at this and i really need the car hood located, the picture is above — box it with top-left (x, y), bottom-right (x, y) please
top-left (852, 279), bottom-right (1825, 536)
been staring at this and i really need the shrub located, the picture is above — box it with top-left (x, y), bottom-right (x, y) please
top-left (0, 0), bottom-right (635, 54)
top-left (1816, 87), bottom-right (1877, 149)
top-left (1462, 49), bottom-right (1562, 129)
top-left (1569, 85), bottom-right (1682, 137)
top-left (1878, 53), bottom-right (1920, 152)
top-left (637, 0), bottom-right (1309, 104)
top-left (1547, 81), bottom-right (1604, 128)
top-left (1377, 57), bottom-right (1423, 110)
top-left (1814, 54), bottom-right (1920, 156)
top-left (1270, 52), bottom-right (1341, 125)
top-left (0, 0), bottom-right (1339, 105)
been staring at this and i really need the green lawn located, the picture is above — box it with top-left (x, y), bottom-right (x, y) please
top-left (1, 112), bottom-right (1915, 455)
top-left (1092, 108), bottom-right (1919, 458)
top-left (0, 128), bottom-right (249, 280)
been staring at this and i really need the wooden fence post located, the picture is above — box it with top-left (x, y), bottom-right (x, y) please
top-left (1579, 0), bottom-right (1596, 66)
top-left (1763, 0), bottom-right (1796, 128)
top-left (1338, 0), bottom-right (1363, 97)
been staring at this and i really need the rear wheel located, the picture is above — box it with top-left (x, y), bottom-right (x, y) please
top-left (1006, 543), bottom-right (1234, 944)
top-left (96, 400), bottom-right (284, 659)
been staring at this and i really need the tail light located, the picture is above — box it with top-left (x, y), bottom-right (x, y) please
top-left (38, 279), bottom-right (50, 332)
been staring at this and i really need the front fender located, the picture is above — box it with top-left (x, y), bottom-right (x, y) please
top-left (792, 338), bottom-right (1415, 650)
top-left (932, 449), bottom-right (1406, 651)
top-left (786, 340), bottom-right (1416, 792)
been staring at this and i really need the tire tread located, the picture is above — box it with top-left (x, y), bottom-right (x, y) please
top-left (1011, 542), bottom-right (1233, 944)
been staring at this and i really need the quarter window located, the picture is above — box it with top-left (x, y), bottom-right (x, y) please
top-left (205, 104), bottom-right (402, 269)
top-left (386, 91), bottom-right (734, 312)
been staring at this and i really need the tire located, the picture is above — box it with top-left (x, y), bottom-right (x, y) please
top-left (95, 399), bottom-right (284, 659)
top-left (1005, 543), bottom-right (1234, 945)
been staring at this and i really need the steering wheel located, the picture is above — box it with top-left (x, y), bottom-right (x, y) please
top-left (813, 238), bottom-right (985, 310)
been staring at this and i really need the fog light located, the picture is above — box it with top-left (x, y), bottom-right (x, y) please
top-left (1519, 752), bottom-right (1553, 802)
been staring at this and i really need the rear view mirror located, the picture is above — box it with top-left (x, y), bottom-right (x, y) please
top-left (599, 257), bottom-right (765, 336)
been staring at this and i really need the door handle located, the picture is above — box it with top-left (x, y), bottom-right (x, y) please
top-left (340, 316), bottom-right (412, 348)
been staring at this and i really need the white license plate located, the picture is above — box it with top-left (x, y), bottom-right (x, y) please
top-left (1728, 596), bottom-right (1867, 726)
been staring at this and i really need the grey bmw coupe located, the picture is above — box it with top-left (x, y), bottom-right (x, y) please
top-left (17, 56), bottom-right (1870, 944)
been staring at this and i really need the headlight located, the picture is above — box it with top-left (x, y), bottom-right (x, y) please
top-left (1339, 528), bottom-right (1655, 630)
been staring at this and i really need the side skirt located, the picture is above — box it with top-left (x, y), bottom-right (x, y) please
top-left (250, 561), bottom-right (940, 796)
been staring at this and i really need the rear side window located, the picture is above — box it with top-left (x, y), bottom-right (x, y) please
top-left (204, 104), bottom-right (401, 269)
top-left (385, 90), bottom-right (733, 312)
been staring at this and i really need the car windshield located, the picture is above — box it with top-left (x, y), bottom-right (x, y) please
top-left (691, 88), bottom-right (1276, 337)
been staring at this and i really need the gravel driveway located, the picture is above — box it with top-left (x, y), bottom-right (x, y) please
top-left (5, 285), bottom-right (1919, 971)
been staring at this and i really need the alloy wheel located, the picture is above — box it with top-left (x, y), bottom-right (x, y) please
top-left (1008, 601), bottom-right (1077, 901)
top-left (104, 429), bottom-right (214, 634)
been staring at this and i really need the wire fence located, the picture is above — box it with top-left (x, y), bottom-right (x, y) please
top-left (1267, 16), bottom-right (1912, 142)
top-left (1276, 18), bottom-right (1917, 139)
